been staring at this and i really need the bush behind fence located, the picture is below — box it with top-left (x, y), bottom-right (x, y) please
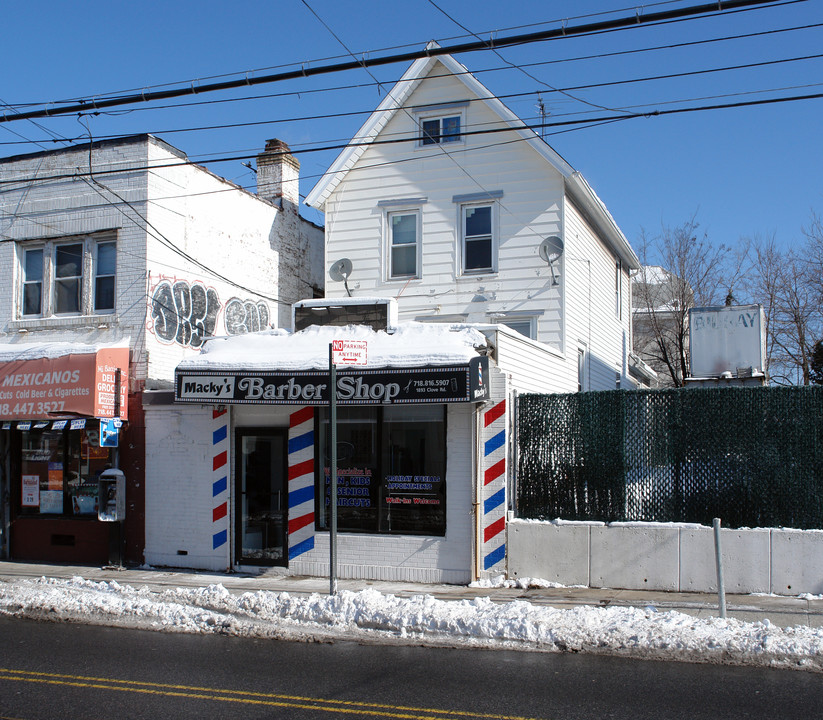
top-left (516, 386), bottom-right (823, 529)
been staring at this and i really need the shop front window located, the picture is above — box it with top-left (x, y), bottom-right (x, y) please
top-left (317, 405), bottom-right (446, 536)
top-left (19, 425), bottom-right (114, 516)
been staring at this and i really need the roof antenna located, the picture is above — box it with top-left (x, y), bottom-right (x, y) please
top-left (536, 93), bottom-right (548, 140)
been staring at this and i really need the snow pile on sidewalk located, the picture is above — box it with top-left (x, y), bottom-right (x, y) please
top-left (1, 576), bottom-right (822, 671)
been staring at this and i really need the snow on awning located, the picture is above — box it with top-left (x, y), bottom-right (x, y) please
top-left (175, 323), bottom-right (491, 405)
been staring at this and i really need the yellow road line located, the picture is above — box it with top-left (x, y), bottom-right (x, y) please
top-left (0, 668), bottom-right (546, 720)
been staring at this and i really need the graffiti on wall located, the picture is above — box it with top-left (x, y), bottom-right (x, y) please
top-left (224, 297), bottom-right (270, 335)
top-left (149, 278), bottom-right (271, 348)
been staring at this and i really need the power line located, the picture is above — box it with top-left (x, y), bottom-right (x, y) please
top-left (14, 1), bottom-right (692, 107)
top-left (1, 43), bottom-right (820, 158)
top-left (0, 0), bottom-right (793, 125)
top-left (1, 86), bottom-right (820, 191)
top-left (5, 18), bottom-right (807, 130)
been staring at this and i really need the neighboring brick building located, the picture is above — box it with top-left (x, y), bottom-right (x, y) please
top-left (0, 135), bottom-right (322, 564)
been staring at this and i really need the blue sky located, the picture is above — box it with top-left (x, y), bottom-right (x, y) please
top-left (3, 0), bottom-right (821, 259)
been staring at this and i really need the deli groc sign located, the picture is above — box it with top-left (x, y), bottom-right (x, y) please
top-left (175, 356), bottom-right (490, 405)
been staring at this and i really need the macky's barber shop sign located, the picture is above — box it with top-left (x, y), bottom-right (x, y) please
top-left (175, 356), bottom-right (489, 406)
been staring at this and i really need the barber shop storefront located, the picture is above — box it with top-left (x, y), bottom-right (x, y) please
top-left (146, 323), bottom-right (508, 584)
top-left (0, 344), bottom-right (130, 564)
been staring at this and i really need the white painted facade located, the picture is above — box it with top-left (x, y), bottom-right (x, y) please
top-left (0, 134), bottom-right (323, 387)
top-left (306, 51), bottom-right (639, 393)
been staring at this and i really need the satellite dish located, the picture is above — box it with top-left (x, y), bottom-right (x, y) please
top-left (539, 236), bottom-right (564, 263)
top-left (329, 258), bottom-right (352, 282)
top-left (329, 258), bottom-right (353, 297)
top-left (538, 236), bottom-right (564, 286)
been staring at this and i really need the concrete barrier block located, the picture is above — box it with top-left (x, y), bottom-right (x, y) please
top-left (771, 529), bottom-right (823, 595)
top-left (590, 524), bottom-right (679, 591)
top-left (507, 521), bottom-right (590, 586)
top-left (680, 526), bottom-right (770, 593)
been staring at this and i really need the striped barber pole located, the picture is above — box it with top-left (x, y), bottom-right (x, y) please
top-left (212, 408), bottom-right (229, 550)
top-left (481, 399), bottom-right (507, 572)
top-left (287, 407), bottom-right (315, 561)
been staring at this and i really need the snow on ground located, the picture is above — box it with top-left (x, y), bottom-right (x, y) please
top-left (1, 576), bottom-right (822, 672)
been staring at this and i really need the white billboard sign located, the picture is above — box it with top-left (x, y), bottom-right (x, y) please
top-left (689, 304), bottom-right (765, 378)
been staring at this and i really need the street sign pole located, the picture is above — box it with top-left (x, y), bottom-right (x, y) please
top-left (328, 343), bottom-right (338, 596)
top-left (327, 339), bottom-right (367, 596)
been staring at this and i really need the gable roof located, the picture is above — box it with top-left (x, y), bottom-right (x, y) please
top-left (305, 45), bottom-right (639, 269)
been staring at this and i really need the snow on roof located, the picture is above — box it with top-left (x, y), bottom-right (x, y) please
top-left (177, 322), bottom-right (488, 372)
top-left (0, 339), bottom-right (129, 362)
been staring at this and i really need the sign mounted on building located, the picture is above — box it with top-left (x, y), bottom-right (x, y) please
top-left (175, 356), bottom-right (490, 405)
top-left (0, 346), bottom-right (129, 420)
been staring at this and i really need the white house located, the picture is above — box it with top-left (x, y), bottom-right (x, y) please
top-left (305, 47), bottom-right (640, 393)
top-left (0, 134), bottom-right (322, 565)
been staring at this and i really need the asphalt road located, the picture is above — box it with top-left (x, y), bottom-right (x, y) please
top-left (0, 616), bottom-right (821, 720)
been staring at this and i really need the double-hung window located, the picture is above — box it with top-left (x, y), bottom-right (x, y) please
top-left (387, 210), bottom-right (419, 279)
top-left (462, 203), bottom-right (494, 273)
top-left (18, 232), bottom-right (117, 319)
top-left (22, 248), bottom-right (44, 316)
top-left (95, 241), bottom-right (117, 312)
top-left (54, 243), bottom-right (83, 314)
top-left (420, 115), bottom-right (461, 146)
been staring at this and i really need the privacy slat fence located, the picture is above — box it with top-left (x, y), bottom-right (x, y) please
top-left (516, 386), bottom-right (823, 529)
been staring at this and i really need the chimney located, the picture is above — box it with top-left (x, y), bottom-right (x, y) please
top-left (256, 139), bottom-right (300, 208)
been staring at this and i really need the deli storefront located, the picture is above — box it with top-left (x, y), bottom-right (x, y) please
top-left (151, 324), bottom-right (508, 584)
top-left (0, 344), bottom-right (130, 563)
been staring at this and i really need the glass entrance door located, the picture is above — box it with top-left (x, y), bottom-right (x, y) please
top-left (236, 429), bottom-right (287, 566)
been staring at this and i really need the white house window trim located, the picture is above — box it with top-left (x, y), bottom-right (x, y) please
top-left (17, 232), bottom-right (117, 320)
top-left (385, 208), bottom-right (422, 281)
top-left (488, 310), bottom-right (543, 340)
top-left (615, 258), bottom-right (623, 320)
top-left (458, 200), bottom-right (498, 276)
top-left (415, 102), bottom-right (467, 148)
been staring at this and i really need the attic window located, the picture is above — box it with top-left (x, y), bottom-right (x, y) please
top-left (420, 115), bottom-right (461, 145)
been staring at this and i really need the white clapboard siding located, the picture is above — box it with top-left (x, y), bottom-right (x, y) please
top-left (324, 62), bottom-right (566, 350)
top-left (321, 56), bottom-right (635, 392)
top-left (563, 198), bottom-right (631, 391)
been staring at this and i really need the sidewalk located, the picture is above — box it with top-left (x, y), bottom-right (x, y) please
top-left (1, 560), bottom-right (821, 629)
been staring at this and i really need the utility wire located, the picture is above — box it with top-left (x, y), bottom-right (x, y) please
top-left (1, 47), bottom-right (820, 152)
top-left (15, 1), bottom-right (691, 107)
top-left (0, 0), bottom-right (793, 124)
top-left (6, 18), bottom-right (808, 129)
top-left (1, 86), bottom-right (820, 190)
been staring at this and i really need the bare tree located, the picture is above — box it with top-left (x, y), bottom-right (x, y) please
top-left (632, 217), bottom-right (730, 387)
top-left (744, 227), bottom-right (822, 385)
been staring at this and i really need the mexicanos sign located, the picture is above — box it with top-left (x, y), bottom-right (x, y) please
top-left (0, 347), bottom-right (129, 420)
top-left (175, 356), bottom-right (490, 405)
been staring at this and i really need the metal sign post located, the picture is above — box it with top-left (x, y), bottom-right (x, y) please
top-left (328, 343), bottom-right (338, 596)
top-left (328, 340), bottom-right (368, 596)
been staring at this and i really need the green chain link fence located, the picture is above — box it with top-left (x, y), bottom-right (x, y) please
top-left (516, 386), bottom-right (823, 529)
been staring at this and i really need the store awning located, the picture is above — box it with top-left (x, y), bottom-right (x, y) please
top-left (0, 342), bottom-right (129, 420)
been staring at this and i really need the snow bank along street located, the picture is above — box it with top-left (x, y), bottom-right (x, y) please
top-left (0, 574), bottom-right (822, 673)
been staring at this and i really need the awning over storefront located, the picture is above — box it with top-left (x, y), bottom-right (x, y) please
top-left (174, 323), bottom-right (491, 406)
top-left (0, 342), bottom-right (129, 420)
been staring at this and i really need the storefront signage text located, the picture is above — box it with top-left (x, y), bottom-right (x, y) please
top-left (0, 348), bottom-right (129, 420)
top-left (176, 356), bottom-right (490, 405)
